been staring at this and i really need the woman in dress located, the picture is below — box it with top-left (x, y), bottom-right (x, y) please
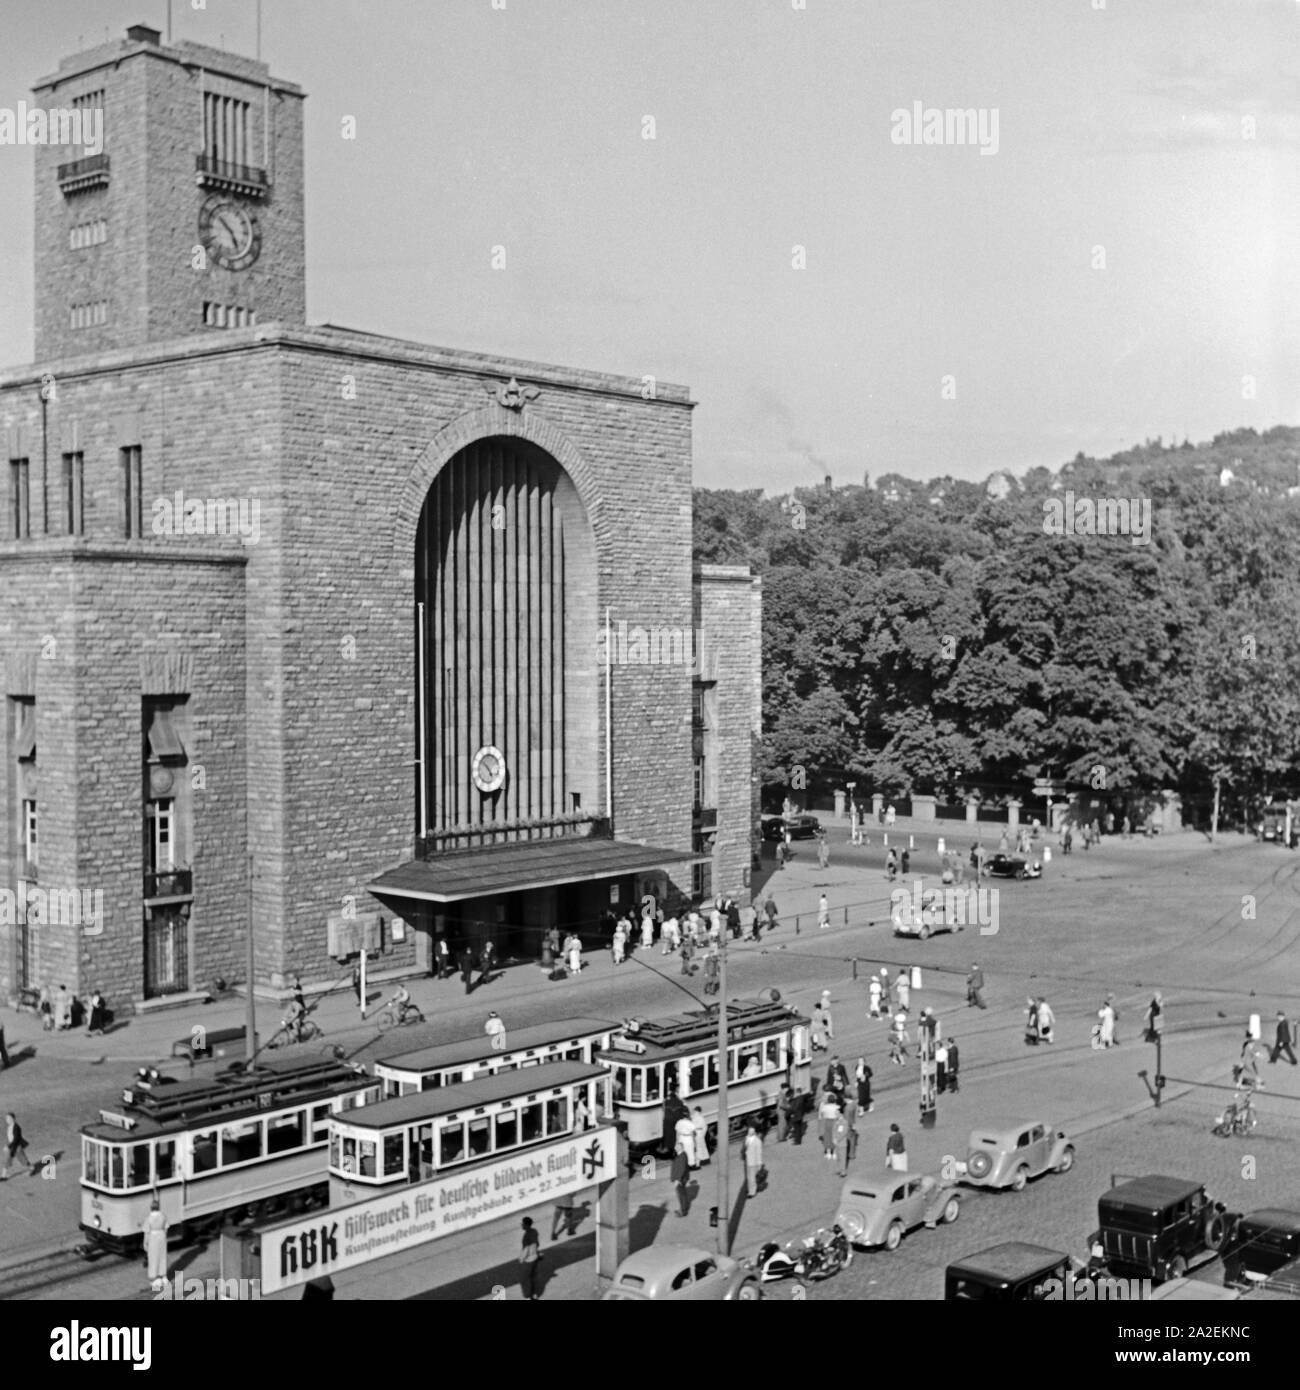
top-left (810, 1004), bottom-right (828, 1053)
top-left (895, 969), bottom-right (910, 1014)
top-left (567, 936), bottom-right (583, 977)
top-left (611, 924), bottom-right (626, 966)
top-left (1098, 995), bottom-right (1117, 1047)
top-left (867, 974), bottom-right (882, 1018)
top-left (820, 990), bottom-right (834, 1040)
top-left (1025, 996), bottom-right (1040, 1045)
top-left (817, 1090), bottom-right (841, 1159)
top-left (855, 1056), bottom-right (873, 1111)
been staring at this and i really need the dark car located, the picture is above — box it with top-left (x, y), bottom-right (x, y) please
top-left (1243, 1255), bottom-right (1300, 1300)
top-left (1087, 1175), bottom-right (1234, 1283)
top-left (761, 814), bottom-right (821, 841)
top-left (945, 1242), bottom-right (1080, 1300)
top-left (1220, 1208), bottom-right (1300, 1288)
top-left (987, 853), bottom-right (1041, 881)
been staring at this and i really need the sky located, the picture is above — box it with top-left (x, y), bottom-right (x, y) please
top-left (0, 0), bottom-right (1296, 491)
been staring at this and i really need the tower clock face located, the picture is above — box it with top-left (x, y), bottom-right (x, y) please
top-left (472, 745), bottom-right (507, 794)
top-left (199, 195), bottom-right (261, 271)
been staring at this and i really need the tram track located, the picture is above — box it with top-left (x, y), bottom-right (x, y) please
top-left (0, 1241), bottom-right (126, 1300)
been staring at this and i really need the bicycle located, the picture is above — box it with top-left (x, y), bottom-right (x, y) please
top-left (266, 1016), bottom-right (323, 1049)
top-left (1212, 1089), bottom-right (1258, 1137)
top-left (376, 1001), bottom-right (425, 1032)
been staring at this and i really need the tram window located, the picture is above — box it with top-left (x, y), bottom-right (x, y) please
top-left (495, 1110), bottom-right (518, 1151)
top-left (687, 1057), bottom-right (707, 1095)
top-left (416, 1126), bottom-right (434, 1181)
top-left (127, 1143), bottom-right (151, 1188)
top-left (222, 1121), bottom-right (264, 1167)
top-left (628, 1069), bottom-right (644, 1104)
top-left (383, 1133), bottom-right (405, 1177)
top-left (764, 1038), bottom-right (781, 1071)
top-left (329, 1133), bottom-right (341, 1169)
top-left (521, 1103), bottom-right (544, 1144)
top-left (268, 1112), bottom-right (305, 1155)
top-left (311, 1105), bottom-right (332, 1142)
top-left (383, 1079), bottom-right (400, 1099)
top-left (545, 1096), bottom-right (570, 1135)
top-left (565, 1046), bottom-right (582, 1061)
top-left (644, 1065), bottom-right (662, 1102)
top-left (707, 1056), bottom-right (719, 1089)
top-left (738, 1045), bottom-right (762, 1079)
top-left (193, 1131), bottom-right (218, 1174)
top-left (110, 1146), bottom-right (125, 1189)
top-left (613, 1068), bottom-right (627, 1102)
top-left (468, 1117), bottom-right (491, 1158)
top-left (82, 1139), bottom-right (105, 1187)
top-left (439, 1123), bottom-right (466, 1167)
top-left (340, 1136), bottom-right (357, 1173)
top-left (359, 1139), bottom-right (377, 1178)
top-left (156, 1140), bottom-right (176, 1182)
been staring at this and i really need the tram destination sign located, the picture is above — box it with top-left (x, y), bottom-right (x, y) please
top-left (256, 1125), bottom-right (620, 1294)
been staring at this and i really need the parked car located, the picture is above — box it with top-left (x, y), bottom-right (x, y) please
top-left (601, 1245), bottom-right (762, 1301)
top-left (987, 853), bottom-right (1041, 880)
top-left (762, 813), bottom-right (822, 841)
top-left (1220, 1208), bottom-right (1300, 1288)
top-left (1243, 1255), bottom-right (1300, 1300)
top-left (945, 1242), bottom-right (1081, 1300)
top-left (957, 1119), bottom-right (1074, 1191)
top-left (892, 886), bottom-right (970, 939)
top-left (835, 1171), bottom-right (961, 1251)
top-left (1086, 1175), bottom-right (1235, 1283)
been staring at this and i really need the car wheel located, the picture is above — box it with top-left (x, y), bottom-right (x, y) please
top-left (919, 924), bottom-right (931, 940)
top-left (735, 1280), bottom-right (762, 1301)
top-left (1010, 1166), bottom-right (1029, 1192)
top-left (884, 1221), bottom-right (904, 1251)
top-left (966, 1150), bottom-right (992, 1180)
top-left (1055, 1146), bottom-right (1075, 1174)
top-left (941, 1197), bottom-right (960, 1225)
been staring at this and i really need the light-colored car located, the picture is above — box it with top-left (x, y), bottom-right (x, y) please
top-left (958, 1119), bottom-right (1075, 1191)
top-left (892, 887), bottom-right (971, 939)
top-left (836, 1170), bottom-right (962, 1251)
top-left (601, 1244), bottom-right (762, 1301)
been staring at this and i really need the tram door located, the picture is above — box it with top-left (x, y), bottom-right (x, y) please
top-left (410, 1124), bottom-right (434, 1183)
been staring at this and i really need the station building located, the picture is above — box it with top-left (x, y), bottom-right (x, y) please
top-left (0, 25), bottom-right (761, 1009)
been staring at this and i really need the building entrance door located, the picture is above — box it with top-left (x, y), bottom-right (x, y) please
top-left (144, 906), bottom-right (189, 997)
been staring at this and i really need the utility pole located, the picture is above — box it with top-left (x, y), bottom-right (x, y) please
top-left (245, 852), bottom-right (256, 1064)
top-left (715, 928), bottom-right (729, 1256)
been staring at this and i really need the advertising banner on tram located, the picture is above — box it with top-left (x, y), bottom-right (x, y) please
top-left (258, 1125), bottom-right (619, 1294)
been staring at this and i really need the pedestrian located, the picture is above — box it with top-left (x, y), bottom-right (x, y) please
top-left (818, 834), bottom-right (830, 871)
top-left (671, 1146), bottom-right (691, 1216)
top-left (998, 831), bottom-right (1009, 854)
top-left (1024, 996), bottom-right (1040, 1046)
top-left (901, 848), bottom-right (910, 876)
top-left (702, 947), bottom-right (719, 997)
top-left (726, 898), bottom-right (742, 940)
top-left (895, 968), bottom-right (910, 1014)
top-left (460, 947), bottom-right (475, 993)
top-left (1096, 997), bottom-right (1117, 1049)
top-left (1122, 815), bottom-right (1131, 838)
top-left (679, 933), bottom-right (694, 976)
top-left (826, 1054), bottom-right (849, 1101)
top-left (818, 892), bottom-right (830, 931)
top-left (788, 1087), bottom-right (806, 1146)
top-left (868, 973), bottom-right (882, 1018)
top-left (710, 904), bottom-right (724, 946)
top-left (640, 911), bottom-right (654, 952)
top-left (612, 922), bottom-right (626, 966)
top-left (889, 1011), bottom-right (909, 1065)
top-left (478, 940), bottom-right (495, 985)
top-left (855, 1056), bottom-right (873, 1111)
top-left (0, 1020), bottom-right (8, 1068)
top-left (435, 935), bottom-right (451, 978)
top-left (38, 986), bottom-right (53, 1031)
top-left (353, 963), bottom-right (364, 1006)
top-left (661, 912), bottom-right (679, 954)
top-left (966, 963), bottom-right (986, 1009)
top-left (1143, 991), bottom-right (1163, 1043)
top-left (1062, 825), bottom-right (1073, 855)
top-left (817, 1090), bottom-right (841, 1160)
top-left (764, 894), bottom-right (779, 932)
top-left (1269, 1011), bottom-right (1298, 1066)
top-left (744, 901), bottom-right (760, 942)
top-left (810, 1004), bottom-right (829, 1053)
top-left (675, 1113), bottom-right (697, 1168)
top-left (518, 1217), bottom-right (542, 1299)
top-left (1037, 996), bottom-right (1055, 1044)
top-left (885, 848), bottom-right (898, 882)
top-left (692, 1107), bottom-right (710, 1166)
top-left (885, 1123), bottom-right (907, 1172)
top-left (936, 1039), bottom-right (949, 1092)
top-left (485, 1011), bottom-right (507, 1051)
top-left (567, 936), bottom-right (583, 978)
top-left (777, 1082), bottom-right (795, 1142)
top-left (886, 804), bottom-right (896, 828)
top-left (946, 1037), bottom-right (960, 1092)
top-left (820, 989), bottom-right (835, 1038)
top-left (832, 1112), bottom-right (852, 1177)
top-left (2, 1112), bottom-right (31, 1180)
top-left (54, 983), bottom-right (72, 1031)
top-left (141, 1197), bottom-right (168, 1285)
top-left (1235, 1033), bottom-right (1263, 1090)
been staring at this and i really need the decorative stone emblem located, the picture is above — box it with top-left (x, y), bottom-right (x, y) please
top-left (484, 377), bottom-right (540, 411)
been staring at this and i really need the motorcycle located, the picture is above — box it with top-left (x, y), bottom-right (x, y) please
top-left (754, 1225), bottom-right (852, 1286)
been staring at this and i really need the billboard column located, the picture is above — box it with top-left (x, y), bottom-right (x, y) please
top-left (594, 1129), bottom-right (629, 1286)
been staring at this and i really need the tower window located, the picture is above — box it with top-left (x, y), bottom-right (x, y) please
top-left (70, 300), bottom-right (108, 329)
top-left (23, 799), bottom-right (38, 868)
top-left (203, 302), bottom-right (256, 329)
top-left (148, 798), bottom-right (175, 873)
top-left (204, 93), bottom-right (250, 168)
top-left (72, 89), bottom-right (105, 137)
top-left (70, 218), bottom-right (108, 250)
top-left (122, 446), bottom-right (143, 539)
top-left (10, 458), bottom-right (30, 539)
top-left (62, 451), bottom-right (84, 536)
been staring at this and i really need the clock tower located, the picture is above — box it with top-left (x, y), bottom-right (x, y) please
top-left (32, 23), bottom-right (305, 360)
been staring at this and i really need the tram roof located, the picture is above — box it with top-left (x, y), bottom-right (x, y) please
top-left (596, 1000), bottom-right (809, 1061)
top-left (375, 1017), bottom-right (618, 1074)
top-left (335, 1061), bottom-right (608, 1130)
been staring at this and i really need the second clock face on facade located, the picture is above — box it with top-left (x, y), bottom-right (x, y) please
top-left (472, 745), bottom-right (507, 794)
top-left (199, 195), bottom-right (261, 271)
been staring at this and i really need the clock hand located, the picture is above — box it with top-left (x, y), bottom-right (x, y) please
top-left (217, 213), bottom-right (240, 242)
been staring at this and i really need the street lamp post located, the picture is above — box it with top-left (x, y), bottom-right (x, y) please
top-left (715, 929), bottom-right (730, 1256)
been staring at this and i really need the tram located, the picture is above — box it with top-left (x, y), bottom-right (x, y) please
top-left (374, 1017), bottom-right (617, 1097)
top-left (79, 1056), bottom-right (382, 1256)
top-left (328, 1060), bottom-right (610, 1201)
top-left (600, 999), bottom-right (812, 1156)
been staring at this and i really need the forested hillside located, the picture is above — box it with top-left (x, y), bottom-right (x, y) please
top-left (694, 426), bottom-right (1300, 823)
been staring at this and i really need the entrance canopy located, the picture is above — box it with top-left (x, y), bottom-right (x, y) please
top-left (366, 836), bottom-right (705, 909)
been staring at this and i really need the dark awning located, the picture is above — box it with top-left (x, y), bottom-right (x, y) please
top-left (366, 836), bottom-right (707, 908)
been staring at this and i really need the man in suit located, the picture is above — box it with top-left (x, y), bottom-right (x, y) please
top-left (460, 948), bottom-right (475, 994)
top-left (1269, 1012), bottom-right (1298, 1066)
